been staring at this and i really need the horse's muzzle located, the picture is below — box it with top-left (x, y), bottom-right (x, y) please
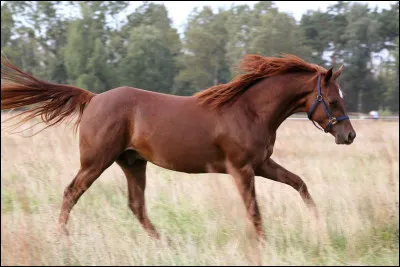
top-left (335, 130), bottom-right (356, 145)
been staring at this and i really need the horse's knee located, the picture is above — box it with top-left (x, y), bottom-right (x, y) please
top-left (296, 180), bottom-right (308, 193)
top-left (288, 175), bottom-right (308, 193)
top-left (63, 183), bottom-right (74, 198)
top-left (128, 201), bottom-right (143, 215)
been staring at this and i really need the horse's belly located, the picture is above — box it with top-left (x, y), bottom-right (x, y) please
top-left (148, 155), bottom-right (225, 174)
top-left (134, 140), bottom-right (223, 174)
top-left (137, 139), bottom-right (272, 175)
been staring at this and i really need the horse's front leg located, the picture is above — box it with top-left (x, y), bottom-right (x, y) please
top-left (255, 158), bottom-right (319, 220)
top-left (226, 161), bottom-right (266, 241)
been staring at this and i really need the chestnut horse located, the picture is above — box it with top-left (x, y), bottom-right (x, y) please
top-left (1, 54), bottom-right (356, 241)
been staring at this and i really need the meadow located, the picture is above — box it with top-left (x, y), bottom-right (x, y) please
top-left (1, 116), bottom-right (399, 265)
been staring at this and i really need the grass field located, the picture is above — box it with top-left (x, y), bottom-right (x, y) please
top-left (1, 116), bottom-right (399, 265)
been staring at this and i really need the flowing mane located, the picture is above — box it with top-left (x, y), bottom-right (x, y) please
top-left (194, 54), bottom-right (327, 109)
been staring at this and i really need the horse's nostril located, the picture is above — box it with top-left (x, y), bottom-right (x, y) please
top-left (348, 132), bottom-right (356, 140)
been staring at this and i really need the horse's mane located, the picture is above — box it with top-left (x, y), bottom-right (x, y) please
top-left (194, 54), bottom-right (327, 109)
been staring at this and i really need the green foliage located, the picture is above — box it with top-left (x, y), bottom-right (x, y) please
top-left (300, 10), bottom-right (332, 66)
top-left (0, 1), bottom-right (398, 112)
top-left (175, 6), bottom-right (230, 92)
top-left (76, 73), bottom-right (105, 93)
top-left (382, 36), bottom-right (399, 112)
top-left (64, 20), bottom-right (87, 81)
top-left (299, 1), bottom-right (399, 113)
top-left (119, 25), bottom-right (176, 92)
top-left (248, 7), bottom-right (313, 60)
top-left (1, 3), bottom-right (14, 48)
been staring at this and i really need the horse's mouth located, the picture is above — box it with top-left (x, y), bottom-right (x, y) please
top-left (335, 136), bottom-right (354, 145)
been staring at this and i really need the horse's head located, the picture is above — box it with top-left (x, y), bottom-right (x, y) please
top-left (307, 66), bottom-right (356, 145)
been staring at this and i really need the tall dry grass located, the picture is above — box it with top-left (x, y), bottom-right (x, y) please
top-left (1, 114), bottom-right (399, 265)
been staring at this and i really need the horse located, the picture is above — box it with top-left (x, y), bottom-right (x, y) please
top-left (1, 53), bottom-right (356, 241)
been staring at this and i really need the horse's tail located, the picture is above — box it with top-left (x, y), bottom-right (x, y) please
top-left (1, 55), bottom-right (96, 134)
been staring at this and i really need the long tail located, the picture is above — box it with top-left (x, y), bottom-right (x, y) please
top-left (1, 55), bottom-right (96, 135)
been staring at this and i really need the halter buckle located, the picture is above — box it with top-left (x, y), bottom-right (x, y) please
top-left (316, 95), bottom-right (323, 101)
top-left (329, 117), bottom-right (337, 125)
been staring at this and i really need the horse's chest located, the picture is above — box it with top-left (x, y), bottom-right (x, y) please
top-left (237, 139), bottom-right (275, 168)
top-left (265, 143), bottom-right (274, 159)
top-left (251, 144), bottom-right (273, 165)
top-left (252, 133), bottom-right (276, 165)
top-left (265, 133), bottom-right (277, 158)
top-left (216, 130), bottom-right (277, 170)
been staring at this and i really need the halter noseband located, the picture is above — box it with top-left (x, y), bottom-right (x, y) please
top-left (307, 75), bottom-right (349, 133)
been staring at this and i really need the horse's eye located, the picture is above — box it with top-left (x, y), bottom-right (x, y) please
top-left (329, 99), bottom-right (338, 106)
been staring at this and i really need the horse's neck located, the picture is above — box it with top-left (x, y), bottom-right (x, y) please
top-left (237, 72), bottom-right (314, 133)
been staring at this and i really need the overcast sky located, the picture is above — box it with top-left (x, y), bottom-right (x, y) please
top-left (123, 1), bottom-right (396, 34)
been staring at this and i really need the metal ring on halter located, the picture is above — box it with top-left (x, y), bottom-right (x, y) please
top-left (316, 95), bottom-right (323, 101)
top-left (329, 117), bottom-right (338, 125)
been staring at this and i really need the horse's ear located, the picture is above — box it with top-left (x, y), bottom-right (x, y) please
top-left (333, 65), bottom-right (344, 80)
top-left (324, 67), bottom-right (333, 83)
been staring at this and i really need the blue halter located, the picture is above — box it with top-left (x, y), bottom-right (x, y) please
top-left (307, 75), bottom-right (349, 133)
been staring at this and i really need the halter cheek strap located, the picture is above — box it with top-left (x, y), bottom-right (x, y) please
top-left (307, 75), bottom-right (349, 133)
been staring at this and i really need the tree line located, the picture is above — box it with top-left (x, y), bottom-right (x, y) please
top-left (1, 1), bottom-right (398, 113)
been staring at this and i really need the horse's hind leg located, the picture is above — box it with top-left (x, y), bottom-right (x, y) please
top-left (58, 162), bottom-right (112, 233)
top-left (58, 140), bottom-right (122, 233)
top-left (59, 167), bottom-right (100, 231)
top-left (117, 151), bottom-right (160, 239)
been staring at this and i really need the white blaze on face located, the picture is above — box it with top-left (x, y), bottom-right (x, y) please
top-left (338, 86), bottom-right (344, 99)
